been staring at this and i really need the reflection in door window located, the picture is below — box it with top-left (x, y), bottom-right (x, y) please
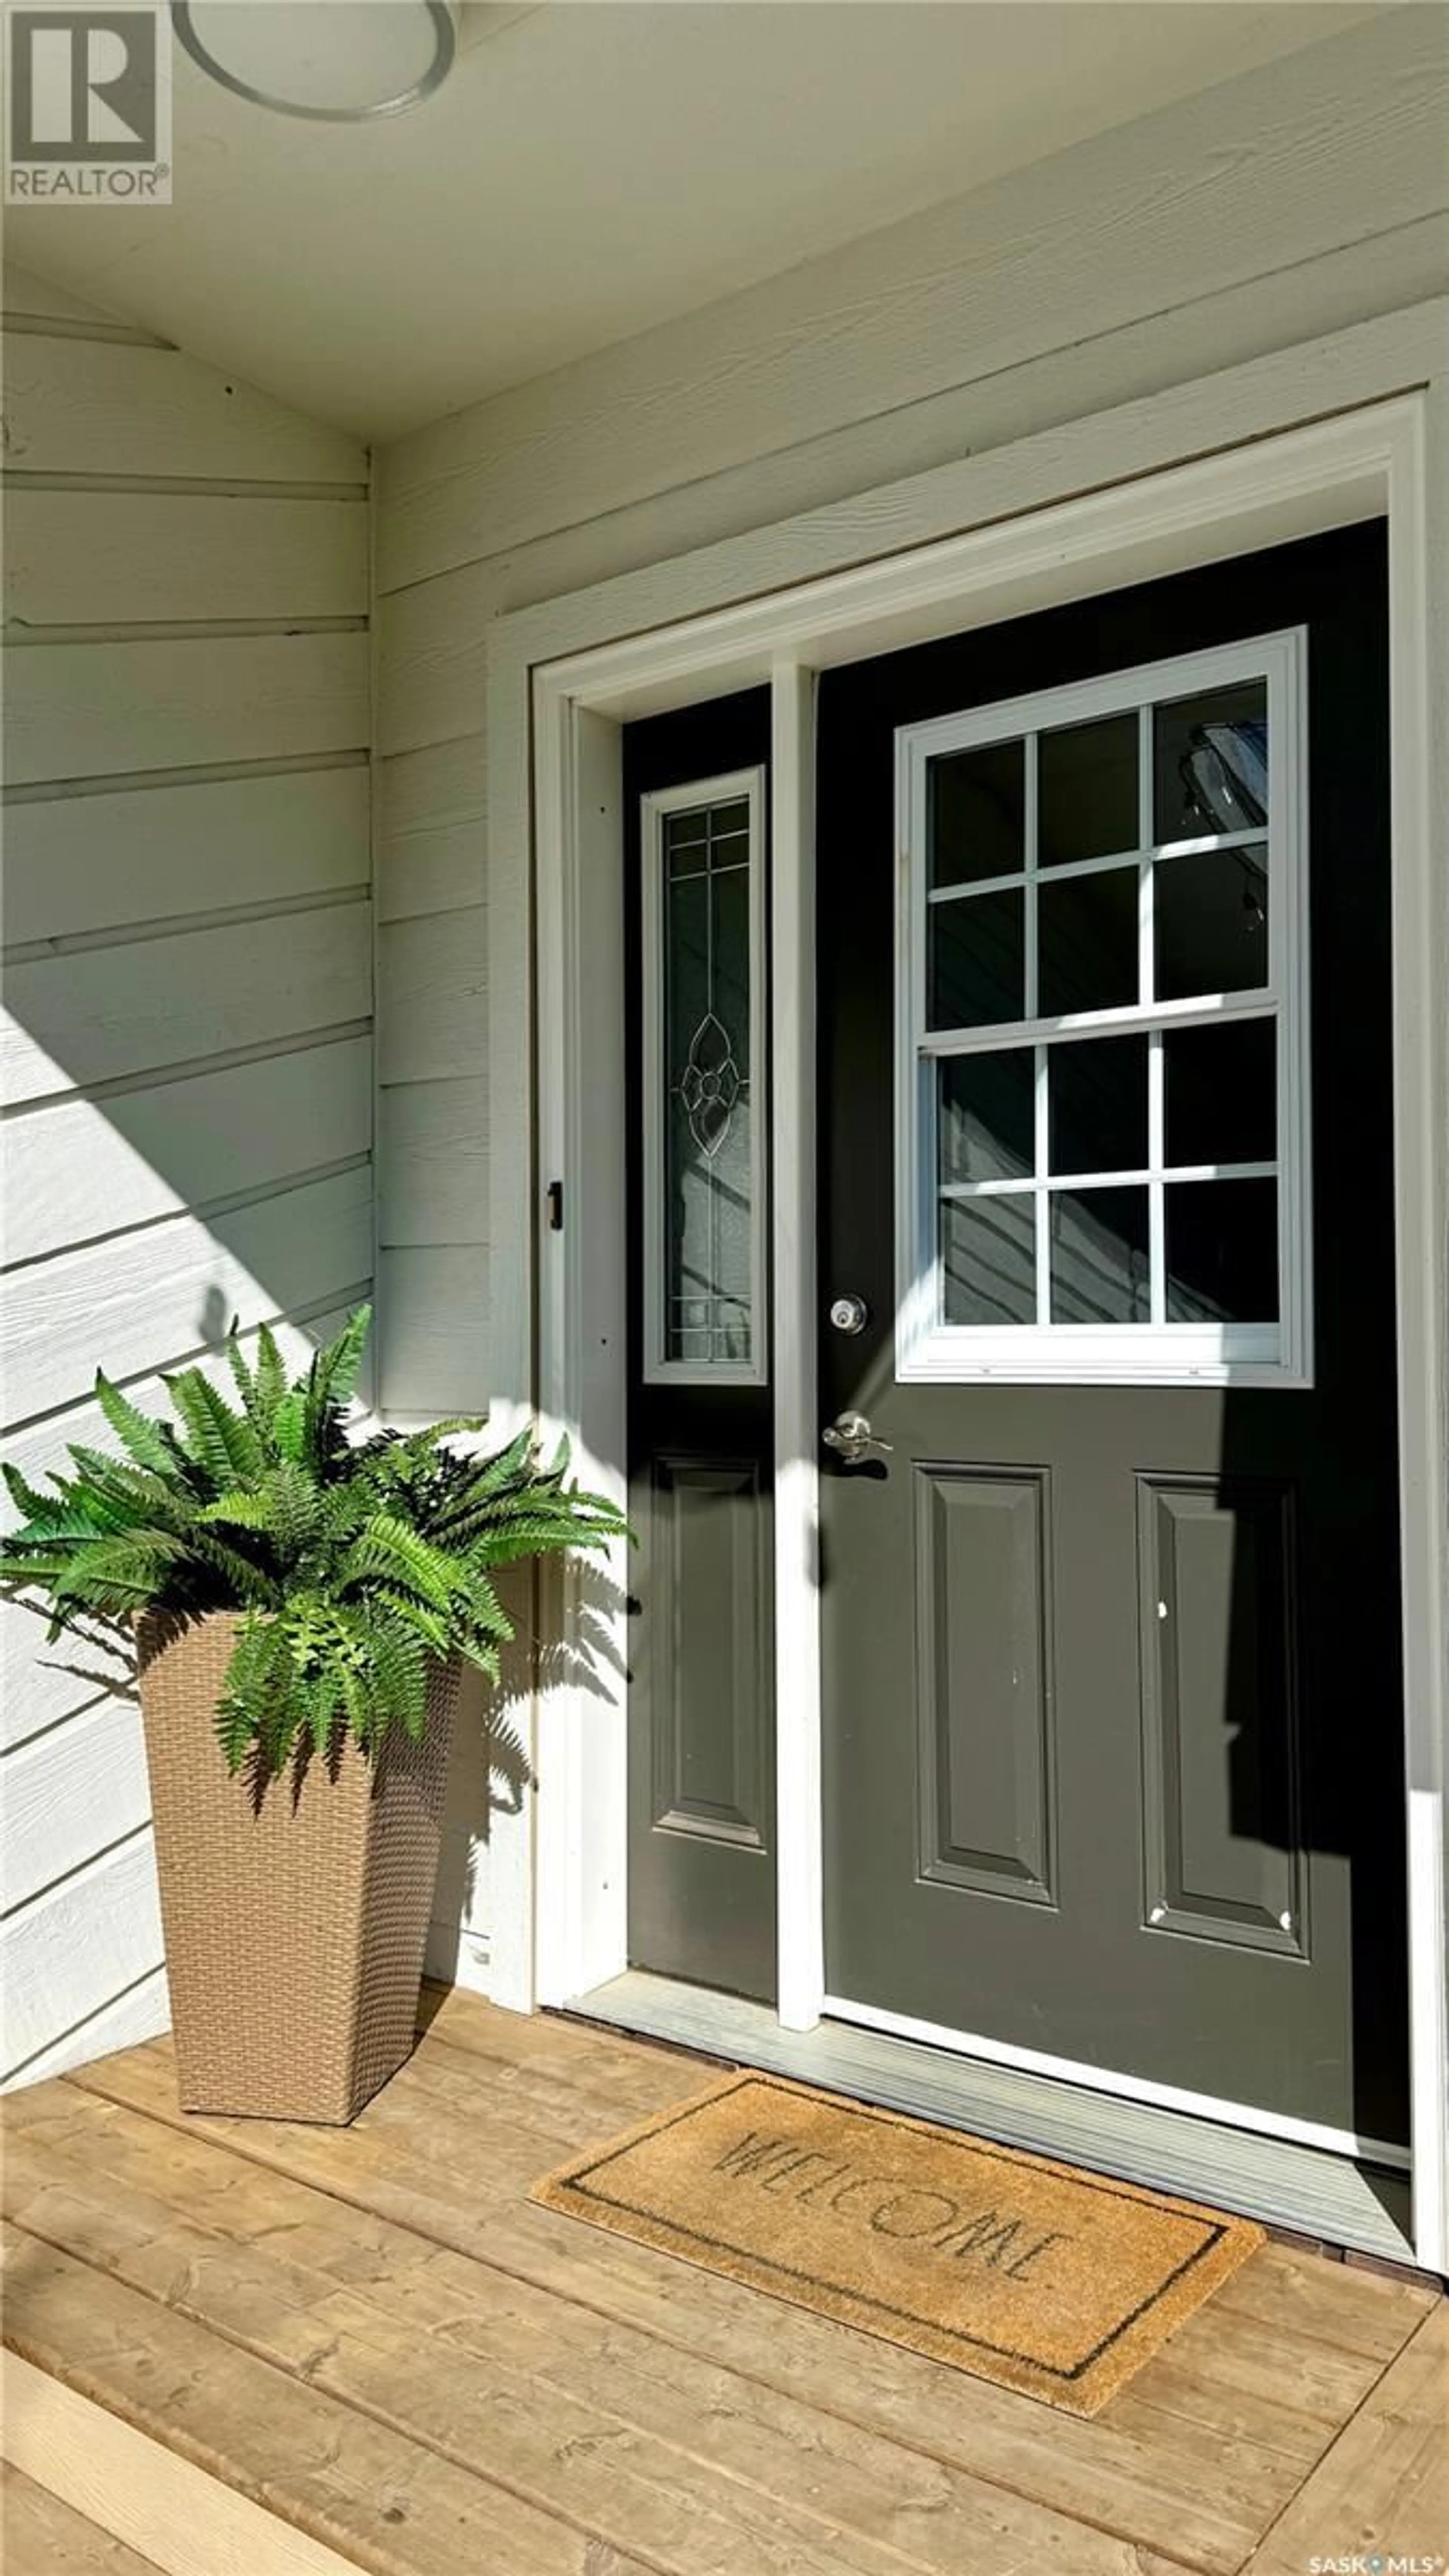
top-left (643, 774), bottom-right (767, 1383)
top-left (900, 638), bottom-right (1307, 1385)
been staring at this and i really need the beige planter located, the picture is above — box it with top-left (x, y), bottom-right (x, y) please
top-left (137, 1611), bottom-right (460, 2124)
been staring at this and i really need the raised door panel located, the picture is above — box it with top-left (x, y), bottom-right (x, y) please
top-left (649, 1457), bottom-right (769, 1851)
top-left (915, 1468), bottom-right (1055, 1905)
top-left (1137, 1476), bottom-right (1304, 1955)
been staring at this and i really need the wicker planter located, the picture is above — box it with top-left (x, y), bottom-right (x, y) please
top-left (137, 1611), bottom-right (460, 2124)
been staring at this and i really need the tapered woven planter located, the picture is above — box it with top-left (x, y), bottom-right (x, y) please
top-left (137, 1611), bottom-right (460, 2124)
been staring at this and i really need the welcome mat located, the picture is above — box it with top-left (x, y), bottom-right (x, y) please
top-left (531, 2072), bottom-right (1264, 2414)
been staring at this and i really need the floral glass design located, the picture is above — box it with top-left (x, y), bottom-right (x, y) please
top-left (657, 792), bottom-right (759, 1370)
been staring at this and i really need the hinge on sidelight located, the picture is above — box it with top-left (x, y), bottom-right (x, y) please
top-left (546, 1179), bottom-right (564, 1233)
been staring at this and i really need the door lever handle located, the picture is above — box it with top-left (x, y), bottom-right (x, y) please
top-left (823, 1410), bottom-right (894, 1466)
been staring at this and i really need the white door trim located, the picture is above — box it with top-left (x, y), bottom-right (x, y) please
top-left (500, 337), bottom-right (1446, 2270)
top-left (771, 662), bottom-right (824, 2033)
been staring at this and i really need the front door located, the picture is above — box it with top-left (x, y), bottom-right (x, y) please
top-left (817, 525), bottom-right (1409, 2148)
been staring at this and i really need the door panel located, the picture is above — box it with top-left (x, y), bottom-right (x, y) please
top-left (648, 1454), bottom-right (771, 1849)
top-left (1136, 1475), bottom-right (1303, 1955)
top-left (915, 1466), bottom-right (1055, 1905)
top-left (817, 526), bottom-right (1408, 2143)
top-left (625, 690), bottom-right (777, 2002)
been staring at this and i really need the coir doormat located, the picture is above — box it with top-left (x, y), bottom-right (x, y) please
top-left (531, 2072), bottom-right (1264, 2415)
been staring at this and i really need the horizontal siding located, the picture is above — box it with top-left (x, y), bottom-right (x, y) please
top-left (376, 734), bottom-right (487, 921)
top-left (6, 490), bottom-right (368, 626)
top-left (373, 216), bottom-right (1449, 731)
top-left (1, 903), bottom-right (371, 1106)
top-left (377, 1248), bottom-right (490, 1418)
top-left (376, 10), bottom-right (1449, 590)
top-left (375, 567), bottom-right (496, 756)
top-left (0, 280), bottom-right (373, 2081)
top-left (2, 1037), bottom-right (372, 1267)
top-left (2, 1967), bottom-right (170, 2090)
top-left (1, 334), bottom-right (365, 483)
top-left (0, 1832), bottom-right (162, 2073)
top-left (3, 1166), bottom-right (374, 1428)
top-left (377, 906), bottom-right (486, 1087)
top-left (3, 762), bottom-right (369, 948)
top-left (1, 1698), bottom-right (149, 1913)
top-left (378, 1078), bottom-right (489, 1246)
top-left (0, 1619), bottom-right (121, 1764)
top-left (5, 629), bottom-right (369, 786)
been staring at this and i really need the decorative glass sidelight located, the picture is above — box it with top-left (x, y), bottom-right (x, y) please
top-left (898, 634), bottom-right (1309, 1386)
top-left (643, 772), bottom-right (767, 1382)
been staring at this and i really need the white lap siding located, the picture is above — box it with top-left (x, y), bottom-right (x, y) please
top-left (0, 270), bottom-right (374, 2083)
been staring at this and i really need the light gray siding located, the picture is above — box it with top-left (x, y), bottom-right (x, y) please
top-left (0, 269), bottom-right (374, 2083)
top-left (371, 6), bottom-right (1449, 1985)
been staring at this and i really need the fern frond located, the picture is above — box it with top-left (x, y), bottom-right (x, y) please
top-left (63, 1448), bottom-right (191, 1527)
top-left (1, 1461), bottom-right (59, 1523)
top-left (94, 1373), bottom-right (175, 1475)
top-left (374, 1588), bottom-right (453, 1657)
top-left (341, 1513), bottom-right (460, 1615)
top-left (300, 1306), bottom-right (371, 1470)
top-left (367, 1613), bottom-right (428, 1742)
top-left (253, 1324), bottom-right (288, 1429)
top-left (270, 1389), bottom-right (308, 1467)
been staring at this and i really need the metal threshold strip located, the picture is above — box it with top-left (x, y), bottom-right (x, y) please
top-left (562, 1971), bottom-right (1414, 2265)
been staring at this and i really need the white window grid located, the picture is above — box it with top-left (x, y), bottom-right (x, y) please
top-left (641, 766), bottom-right (768, 1387)
top-left (894, 631), bottom-right (1311, 1387)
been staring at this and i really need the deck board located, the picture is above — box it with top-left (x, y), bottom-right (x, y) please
top-left (1, 2464), bottom-right (165, 2575)
top-left (1243, 2301), bottom-right (1449, 2568)
top-left (3, 1993), bottom-right (1442, 2576)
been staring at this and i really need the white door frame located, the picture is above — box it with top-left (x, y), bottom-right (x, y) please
top-left (486, 317), bottom-right (1447, 2271)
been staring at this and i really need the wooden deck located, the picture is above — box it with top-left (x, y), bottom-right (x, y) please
top-left (2, 1988), bottom-right (1444, 2576)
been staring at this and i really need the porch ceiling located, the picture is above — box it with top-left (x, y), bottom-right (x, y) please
top-left (3, 1), bottom-right (1380, 442)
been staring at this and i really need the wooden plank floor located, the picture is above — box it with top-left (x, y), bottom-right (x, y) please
top-left (2, 1990), bottom-right (1444, 2576)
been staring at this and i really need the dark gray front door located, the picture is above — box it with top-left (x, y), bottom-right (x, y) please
top-left (818, 527), bottom-right (1409, 2145)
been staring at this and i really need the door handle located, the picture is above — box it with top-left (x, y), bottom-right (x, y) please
top-left (822, 1410), bottom-right (894, 1466)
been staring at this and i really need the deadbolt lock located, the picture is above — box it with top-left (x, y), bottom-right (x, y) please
top-left (829, 1294), bottom-right (869, 1335)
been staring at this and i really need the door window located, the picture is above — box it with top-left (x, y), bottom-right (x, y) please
top-left (641, 769), bottom-right (767, 1383)
top-left (897, 635), bottom-right (1308, 1384)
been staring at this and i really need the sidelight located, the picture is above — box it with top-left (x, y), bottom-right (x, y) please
top-left (898, 636), bottom-right (1308, 1384)
top-left (641, 770), bottom-right (768, 1383)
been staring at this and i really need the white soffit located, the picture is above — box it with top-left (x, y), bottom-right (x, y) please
top-left (3, 2), bottom-right (1383, 440)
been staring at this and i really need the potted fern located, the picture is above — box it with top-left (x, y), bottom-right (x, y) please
top-left (0, 1307), bottom-right (626, 2124)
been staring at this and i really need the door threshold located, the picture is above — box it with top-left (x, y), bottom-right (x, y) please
top-left (563, 1969), bottom-right (1415, 2265)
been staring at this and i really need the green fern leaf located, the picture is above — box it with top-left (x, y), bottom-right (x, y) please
top-left (342, 1513), bottom-right (459, 1615)
top-left (94, 1373), bottom-right (175, 1475)
top-left (270, 1388), bottom-right (308, 1466)
top-left (1, 1461), bottom-right (58, 1523)
top-left (252, 1323), bottom-right (288, 1429)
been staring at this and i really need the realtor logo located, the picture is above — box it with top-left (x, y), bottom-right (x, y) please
top-left (5, 8), bottom-right (171, 201)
